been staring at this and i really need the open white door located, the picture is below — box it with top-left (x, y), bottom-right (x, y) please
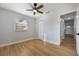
top-left (75, 15), bottom-right (79, 55)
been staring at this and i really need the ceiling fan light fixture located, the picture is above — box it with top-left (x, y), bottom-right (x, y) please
top-left (33, 10), bottom-right (37, 13)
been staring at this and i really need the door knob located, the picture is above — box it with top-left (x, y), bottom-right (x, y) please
top-left (77, 33), bottom-right (79, 35)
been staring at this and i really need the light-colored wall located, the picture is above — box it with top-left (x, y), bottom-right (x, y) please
top-left (0, 7), bottom-right (37, 45)
top-left (37, 12), bottom-right (60, 45)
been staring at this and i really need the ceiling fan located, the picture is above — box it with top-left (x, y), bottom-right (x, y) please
top-left (26, 3), bottom-right (44, 15)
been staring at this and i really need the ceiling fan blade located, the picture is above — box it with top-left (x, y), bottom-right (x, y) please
top-left (26, 9), bottom-right (33, 11)
top-left (29, 3), bottom-right (34, 8)
top-left (37, 10), bottom-right (43, 14)
top-left (37, 5), bottom-right (43, 9)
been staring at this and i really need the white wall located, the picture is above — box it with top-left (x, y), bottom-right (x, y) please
top-left (37, 12), bottom-right (60, 45)
top-left (0, 7), bottom-right (37, 45)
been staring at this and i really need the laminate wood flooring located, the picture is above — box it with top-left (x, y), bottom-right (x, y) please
top-left (0, 36), bottom-right (77, 56)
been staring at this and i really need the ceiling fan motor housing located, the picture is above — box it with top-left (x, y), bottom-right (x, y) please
top-left (34, 3), bottom-right (37, 6)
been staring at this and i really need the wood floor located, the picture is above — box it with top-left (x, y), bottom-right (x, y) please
top-left (0, 36), bottom-right (77, 56)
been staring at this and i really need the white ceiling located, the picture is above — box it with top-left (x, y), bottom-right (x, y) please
top-left (0, 3), bottom-right (78, 18)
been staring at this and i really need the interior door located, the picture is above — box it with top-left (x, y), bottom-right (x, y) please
top-left (75, 16), bottom-right (79, 55)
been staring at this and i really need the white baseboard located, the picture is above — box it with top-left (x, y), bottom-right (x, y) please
top-left (45, 40), bottom-right (60, 46)
top-left (0, 38), bottom-right (60, 47)
top-left (40, 39), bottom-right (60, 46)
top-left (0, 38), bottom-right (35, 47)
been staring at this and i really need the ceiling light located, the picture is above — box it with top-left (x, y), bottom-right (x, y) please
top-left (33, 10), bottom-right (37, 13)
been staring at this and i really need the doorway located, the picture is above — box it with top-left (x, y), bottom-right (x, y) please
top-left (60, 11), bottom-right (76, 50)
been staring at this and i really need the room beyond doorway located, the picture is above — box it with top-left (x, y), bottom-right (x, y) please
top-left (60, 11), bottom-right (76, 40)
top-left (60, 11), bottom-right (76, 52)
